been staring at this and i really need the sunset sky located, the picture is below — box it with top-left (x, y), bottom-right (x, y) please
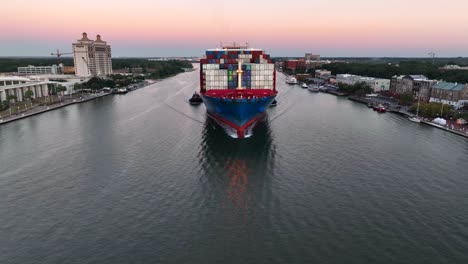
top-left (2, 0), bottom-right (468, 57)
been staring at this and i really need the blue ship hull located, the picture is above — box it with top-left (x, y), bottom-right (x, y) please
top-left (202, 94), bottom-right (276, 138)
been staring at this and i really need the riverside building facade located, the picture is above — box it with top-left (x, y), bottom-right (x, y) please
top-left (390, 75), bottom-right (437, 102)
top-left (429, 82), bottom-right (468, 109)
top-left (72, 33), bottom-right (112, 77)
top-left (0, 77), bottom-right (49, 102)
top-left (18, 64), bottom-right (63, 75)
top-left (336, 74), bottom-right (390, 92)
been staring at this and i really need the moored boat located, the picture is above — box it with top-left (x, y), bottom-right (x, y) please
top-left (286, 77), bottom-right (298, 85)
top-left (374, 104), bottom-right (386, 113)
top-left (301, 83), bottom-right (308, 89)
top-left (409, 93), bottom-right (421, 122)
top-left (307, 85), bottom-right (320, 92)
top-left (113, 88), bottom-right (128, 94)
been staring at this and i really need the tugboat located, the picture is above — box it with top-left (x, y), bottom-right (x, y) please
top-left (189, 91), bottom-right (203, 105)
top-left (270, 99), bottom-right (277, 107)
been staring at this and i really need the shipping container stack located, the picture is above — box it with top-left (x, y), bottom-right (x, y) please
top-left (200, 48), bottom-right (275, 92)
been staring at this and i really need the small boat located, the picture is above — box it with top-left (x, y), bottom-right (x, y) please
top-left (270, 99), bottom-right (277, 107)
top-left (408, 94), bottom-right (421, 123)
top-left (189, 92), bottom-right (203, 105)
top-left (301, 83), bottom-right (308, 89)
top-left (307, 85), bottom-right (320, 92)
top-left (113, 88), bottom-right (128, 94)
top-left (374, 104), bottom-right (386, 113)
top-left (286, 77), bottom-right (298, 85)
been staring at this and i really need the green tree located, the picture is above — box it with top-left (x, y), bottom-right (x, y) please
top-left (410, 102), bottom-right (453, 118)
top-left (7, 94), bottom-right (17, 102)
top-left (0, 100), bottom-right (8, 111)
top-left (338, 82), bottom-right (373, 96)
top-left (24, 90), bottom-right (34, 100)
top-left (73, 83), bottom-right (82, 92)
top-left (56, 85), bottom-right (67, 94)
top-left (399, 92), bottom-right (414, 105)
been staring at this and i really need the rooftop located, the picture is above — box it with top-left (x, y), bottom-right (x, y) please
top-left (432, 82), bottom-right (466, 91)
top-left (408, 75), bottom-right (428, 80)
top-left (0, 76), bottom-right (32, 82)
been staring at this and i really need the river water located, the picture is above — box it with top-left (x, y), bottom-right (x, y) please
top-left (1, 66), bottom-right (468, 264)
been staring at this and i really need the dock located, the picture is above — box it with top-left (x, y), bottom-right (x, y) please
top-left (326, 90), bottom-right (348, 96)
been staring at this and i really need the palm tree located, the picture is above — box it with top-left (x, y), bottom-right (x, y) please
top-left (55, 85), bottom-right (67, 102)
top-left (7, 95), bottom-right (17, 115)
top-left (24, 90), bottom-right (34, 109)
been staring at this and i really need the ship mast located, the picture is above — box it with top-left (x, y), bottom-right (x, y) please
top-left (236, 59), bottom-right (243, 90)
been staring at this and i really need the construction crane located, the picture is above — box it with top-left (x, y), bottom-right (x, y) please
top-left (51, 49), bottom-right (73, 65)
top-left (428, 50), bottom-right (441, 65)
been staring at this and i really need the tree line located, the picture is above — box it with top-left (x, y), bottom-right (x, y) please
top-left (321, 61), bottom-right (468, 83)
top-left (337, 82), bottom-right (373, 96)
top-left (0, 58), bottom-right (73, 72)
top-left (0, 58), bottom-right (193, 74)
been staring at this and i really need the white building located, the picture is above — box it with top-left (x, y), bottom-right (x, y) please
top-left (336, 74), bottom-right (390, 92)
top-left (315, 70), bottom-right (331, 79)
top-left (72, 33), bottom-right (112, 77)
top-left (18, 64), bottom-right (62, 75)
top-left (0, 77), bottom-right (50, 102)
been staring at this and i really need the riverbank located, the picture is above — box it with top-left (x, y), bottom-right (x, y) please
top-left (420, 120), bottom-right (468, 138)
top-left (0, 92), bottom-right (112, 125)
top-left (0, 72), bottom-right (183, 125)
top-left (346, 95), bottom-right (468, 139)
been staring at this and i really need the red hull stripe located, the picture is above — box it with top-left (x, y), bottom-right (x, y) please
top-left (208, 112), bottom-right (266, 139)
top-left (203, 89), bottom-right (277, 99)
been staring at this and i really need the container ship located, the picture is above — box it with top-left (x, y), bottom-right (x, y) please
top-left (199, 44), bottom-right (277, 138)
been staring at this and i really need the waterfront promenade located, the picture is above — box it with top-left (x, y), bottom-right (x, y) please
top-left (0, 92), bottom-right (112, 125)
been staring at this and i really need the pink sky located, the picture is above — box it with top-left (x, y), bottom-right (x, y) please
top-left (2, 0), bottom-right (468, 56)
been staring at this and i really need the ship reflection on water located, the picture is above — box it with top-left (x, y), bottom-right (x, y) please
top-left (199, 115), bottom-right (275, 211)
top-left (225, 159), bottom-right (250, 209)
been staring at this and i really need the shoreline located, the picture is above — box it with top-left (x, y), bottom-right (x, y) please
top-left (0, 92), bottom-right (112, 125)
top-left (0, 72), bottom-right (185, 126)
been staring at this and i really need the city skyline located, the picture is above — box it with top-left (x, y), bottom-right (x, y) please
top-left (2, 0), bottom-right (468, 57)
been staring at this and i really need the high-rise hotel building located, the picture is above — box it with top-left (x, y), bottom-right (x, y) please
top-left (72, 33), bottom-right (112, 77)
